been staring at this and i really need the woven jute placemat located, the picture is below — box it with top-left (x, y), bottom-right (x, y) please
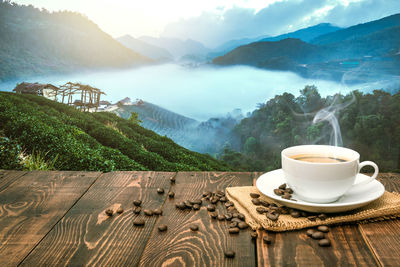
top-left (226, 186), bottom-right (400, 232)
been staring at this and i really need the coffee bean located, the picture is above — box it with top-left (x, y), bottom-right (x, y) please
top-left (189, 199), bottom-right (202, 205)
top-left (228, 227), bottom-right (240, 234)
top-left (306, 229), bottom-right (315, 237)
top-left (116, 207), bottom-right (124, 214)
top-left (260, 200), bottom-right (270, 207)
top-left (228, 222), bottom-right (238, 228)
top-left (300, 211), bottom-right (308, 217)
top-left (307, 215), bottom-right (317, 221)
top-left (203, 191), bottom-right (212, 197)
top-left (153, 208), bottom-right (163, 215)
top-left (318, 238), bottom-right (331, 247)
top-left (282, 193), bottom-right (291, 200)
top-left (273, 189), bottom-right (284, 196)
top-left (190, 225), bottom-right (199, 231)
top-left (184, 201), bottom-right (193, 209)
top-left (311, 231), bottom-right (325, 240)
top-left (105, 209), bottom-right (113, 216)
top-left (176, 202), bottom-right (186, 210)
top-left (270, 203), bottom-right (278, 208)
top-left (217, 214), bottom-right (225, 221)
top-left (157, 188), bottom-right (164, 194)
top-left (133, 200), bottom-right (142, 206)
top-left (231, 218), bottom-right (242, 223)
top-left (238, 222), bottom-right (249, 229)
top-left (168, 192), bottom-right (175, 198)
top-left (219, 196), bottom-right (227, 202)
top-left (251, 231), bottom-right (258, 240)
top-left (144, 209), bottom-right (153, 216)
top-left (255, 206), bottom-right (266, 214)
top-left (209, 212), bottom-right (218, 219)
top-left (250, 193), bottom-right (260, 198)
top-left (290, 211), bottom-right (300, 218)
top-left (224, 250), bottom-right (235, 258)
top-left (280, 207), bottom-right (289, 214)
top-left (266, 212), bottom-right (279, 221)
top-left (251, 198), bottom-right (261, 205)
top-left (216, 190), bottom-right (225, 197)
top-left (210, 196), bottom-right (219, 204)
top-left (225, 201), bottom-right (234, 208)
top-left (225, 213), bottom-right (233, 221)
top-left (207, 204), bottom-right (216, 211)
top-left (133, 218), bottom-right (145, 226)
top-left (278, 183), bottom-right (287, 190)
top-left (133, 207), bottom-right (141, 214)
top-left (285, 188), bottom-right (294, 194)
top-left (317, 225), bottom-right (329, 233)
top-left (227, 206), bottom-right (237, 213)
top-left (237, 213), bottom-right (245, 220)
top-left (193, 204), bottom-right (200, 210)
top-left (318, 213), bottom-right (327, 220)
top-left (170, 177), bottom-right (176, 183)
top-left (158, 224), bottom-right (168, 232)
top-left (269, 206), bottom-right (280, 212)
top-left (232, 213), bottom-right (238, 218)
top-left (263, 236), bottom-right (272, 244)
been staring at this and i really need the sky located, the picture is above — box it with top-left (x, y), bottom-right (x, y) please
top-left (12, 0), bottom-right (400, 48)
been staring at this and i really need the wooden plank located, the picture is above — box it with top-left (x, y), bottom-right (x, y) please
top-left (0, 171), bottom-right (100, 266)
top-left (138, 172), bottom-right (257, 267)
top-left (358, 173), bottom-right (400, 266)
top-left (0, 170), bottom-right (27, 193)
top-left (253, 176), bottom-right (379, 267)
top-left (21, 171), bottom-right (175, 267)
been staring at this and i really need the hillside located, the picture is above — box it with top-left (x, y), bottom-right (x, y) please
top-left (116, 35), bottom-right (173, 62)
top-left (0, 92), bottom-right (231, 171)
top-left (0, 1), bottom-right (151, 82)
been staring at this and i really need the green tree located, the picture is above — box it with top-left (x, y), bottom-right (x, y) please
top-left (129, 112), bottom-right (142, 125)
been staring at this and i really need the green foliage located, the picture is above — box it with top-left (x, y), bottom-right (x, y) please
top-left (21, 150), bottom-right (58, 171)
top-left (0, 136), bottom-right (22, 170)
top-left (219, 87), bottom-right (400, 172)
top-left (128, 112), bottom-right (142, 125)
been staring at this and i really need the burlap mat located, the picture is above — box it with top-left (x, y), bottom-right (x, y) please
top-left (226, 186), bottom-right (400, 232)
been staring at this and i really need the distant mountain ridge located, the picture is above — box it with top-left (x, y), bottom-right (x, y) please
top-left (0, 1), bottom-right (151, 82)
top-left (116, 35), bottom-right (173, 62)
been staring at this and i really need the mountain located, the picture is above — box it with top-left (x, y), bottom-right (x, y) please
top-left (0, 2), bottom-right (151, 82)
top-left (116, 35), bottom-right (173, 62)
top-left (139, 36), bottom-right (211, 59)
top-left (259, 23), bottom-right (342, 43)
top-left (208, 35), bottom-right (270, 58)
top-left (311, 13), bottom-right (400, 44)
top-left (0, 92), bottom-right (231, 171)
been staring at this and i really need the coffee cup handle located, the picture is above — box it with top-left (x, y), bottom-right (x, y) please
top-left (352, 161), bottom-right (379, 187)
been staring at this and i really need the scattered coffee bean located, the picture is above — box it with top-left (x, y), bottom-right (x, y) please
top-left (216, 190), bottom-right (225, 197)
top-left (311, 231), bottom-right (325, 240)
top-left (280, 207), bottom-right (289, 214)
top-left (307, 215), bottom-right (317, 221)
top-left (116, 207), bottom-right (124, 214)
top-left (190, 225), bottom-right (199, 231)
top-left (157, 188), bottom-right (164, 194)
top-left (237, 213), bottom-right (245, 220)
top-left (270, 203), bottom-right (278, 208)
top-left (203, 191), bottom-right (212, 197)
top-left (168, 192), bottom-right (175, 198)
top-left (225, 213), bottom-right (233, 221)
top-left (219, 196), bottom-right (227, 202)
top-left (231, 218), bottom-right (242, 224)
top-left (263, 236), bottom-right (272, 244)
top-left (318, 238), bottom-right (331, 247)
top-left (266, 212), bottom-right (279, 221)
top-left (209, 212), bottom-right (218, 219)
top-left (224, 250), bottom-right (235, 258)
top-left (318, 213), bottom-right (327, 220)
top-left (170, 177), bottom-right (176, 183)
top-left (207, 204), bottom-right (216, 211)
top-left (285, 188), bottom-right (294, 194)
top-left (282, 193), bottom-right (291, 200)
top-left (153, 208), bottom-right (163, 215)
top-left (105, 209), bottom-right (113, 216)
top-left (210, 196), bottom-right (219, 204)
top-left (217, 214), bottom-right (225, 221)
top-left (256, 207), bottom-right (267, 214)
top-left (251, 231), bottom-right (258, 240)
top-left (238, 222), bottom-right (249, 229)
top-left (251, 198), bottom-right (261, 205)
top-left (306, 229), bottom-right (315, 237)
top-left (193, 204), bottom-right (200, 210)
top-left (250, 193), bottom-right (260, 198)
top-left (133, 218), bottom-right (145, 226)
top-left (273, 189), bottom-right (284, 196)
top-left (158, 224), bottom-right (168, 232)
top-left (133, 200), bottom-right (142, 206)
top-left (227, 206), bottom-right (236, 213)
top-left (232, 213), bottom-right (239, 218)
top-left (260, 200), bottom-right (270, 207)
top-left (133, 207), bottom-right (141, 214)
top-left (300, 211), bottom-right (308, 217)
top-left (317, 225), bottom-right (329, 233)
top-left (228, 227), bottom-right (240, 234)
top-left (184, 201), bottom-right (193, 209)
top-left (190, 199), bottom-right (202, 205)
top-left (228, 222), bottom-right (238, 228)
top-left (225, 201), bottom-right (234, 208)
top-left (144, 209), bottom-right (153, 216)
top-left (176, 202), bottom-right (186, 210)
top-left (279, 183), bottom-right (287, 190)
top-left (290, 211), bottom-right (300, 218)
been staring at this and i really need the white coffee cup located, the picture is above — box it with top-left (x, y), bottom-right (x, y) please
top-left (281, 145), bottom-right (379, 203)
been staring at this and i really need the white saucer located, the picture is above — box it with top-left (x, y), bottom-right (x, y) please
top-left (256, 169), bottom-right (385, 213)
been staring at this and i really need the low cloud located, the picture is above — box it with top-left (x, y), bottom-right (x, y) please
top-left (161, 0), bottom-right (400, 48)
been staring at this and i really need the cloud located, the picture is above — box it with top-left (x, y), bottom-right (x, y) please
top-left (161, 0), bottom-right (400, 48)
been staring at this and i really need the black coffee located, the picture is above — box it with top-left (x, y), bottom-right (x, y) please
top-left (290, 154), bottom-right (348, 163)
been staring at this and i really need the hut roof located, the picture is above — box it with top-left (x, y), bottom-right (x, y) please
top-left (13, 82), bottom-right (59, 93)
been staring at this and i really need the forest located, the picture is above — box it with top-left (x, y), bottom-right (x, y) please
top-left (219, 86), bottom-right (400, 173)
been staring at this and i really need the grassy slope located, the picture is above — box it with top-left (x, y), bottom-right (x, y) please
top-left (0, 92), bottom-right (231, 172)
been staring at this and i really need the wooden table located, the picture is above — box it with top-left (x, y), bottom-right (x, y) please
top-left (0, 170), bottom-right (399, 266)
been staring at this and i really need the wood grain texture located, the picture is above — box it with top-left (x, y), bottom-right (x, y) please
top-left (0, 171), bottom-right (100, 266)
top-left (358, 173), bottom-right (400, 266)
top-left (21, 171), bottom-right (175, 267)
top-left (0, 170), bottom-right (27, 192)
top-left (138, 172), bottom-right (257, 267)
top-left (253, 176), bottom-right (379, 267)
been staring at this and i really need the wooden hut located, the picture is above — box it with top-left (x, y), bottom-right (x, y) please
top-left (13, 82), bottom-right (59, 99)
